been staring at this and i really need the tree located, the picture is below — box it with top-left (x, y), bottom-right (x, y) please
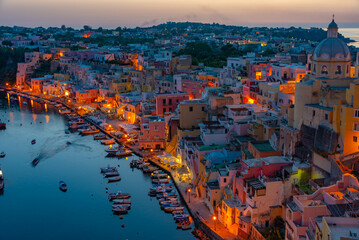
top-left (83, 25), bottom-right (92, 31)
top-left (2, 40), bottom-right (13, 46)
top-left (61, 25), bottom-right (66, 31)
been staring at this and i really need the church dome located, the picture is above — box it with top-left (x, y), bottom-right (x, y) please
top-left (313, 18), bottom-right (351, 62)
top-left (313, 38), bottom-right (351, 60)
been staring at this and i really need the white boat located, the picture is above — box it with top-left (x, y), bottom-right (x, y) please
top-left (0, 168), bottom-right (4, 190)
top-left (105, 146), bottom-right (121, 155)
top-left (101, 138), bottom-right (116, 145)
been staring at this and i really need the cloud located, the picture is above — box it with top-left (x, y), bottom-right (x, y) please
top-left (141, 18), bottom-right (159, 27)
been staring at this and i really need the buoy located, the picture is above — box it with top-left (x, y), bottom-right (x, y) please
top-left (105, 187), bottom-right (108, 190)
top-left (121, 224), bottom-right (124, 228)
top-left (120, 216), bottom-right (123, 219)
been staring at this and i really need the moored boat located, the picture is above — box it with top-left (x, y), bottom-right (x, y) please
top-left (105, 146), bottom-right (121, 155)
top-left (59, 181), bottom-right (67, 192)
top-left (100, 166), bottom-right (117, 173)
top-left (101, 138), bottom-right (116, 145)
top-left (31, 139), bottom-right (36, 144)
top-left (112, 205), bottom-right (128, 215)
top-left (112, 204), bottom-right (131, 210)
top-left (116, 149), bottom-right (132, 158)
top-left (93, 134), bottom-right (107, 140)
top-left (112, 199), bottom-right (131, 204)
top-left (80, 127), bottom-right (99, 136)
top-left (0, 122), bottom-right (6, 130)
top-left (108, 176), bottom-right (121, 183)
top-left (108, 192), bottom-right (131, 200)
top-left (164, 206), bottom-right (184, 213)
top-left (0, 152), bottom-right (5, 158)
top-left (104, 171), bottom-right (120, 178)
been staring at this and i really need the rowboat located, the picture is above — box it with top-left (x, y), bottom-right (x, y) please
top-left (108, 176), bottom-right (121, 183)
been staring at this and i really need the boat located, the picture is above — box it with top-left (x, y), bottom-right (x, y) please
top-left (130, 160), bottom-right (137, 168)
top-left (116, 149), bottom-right (132, 158)
top-left (0, 122), bottom-right (6, 130)
top-left (151, 173), bottom-right (168, 179)
top-left (66, 141), bottom-right (72, 145)
top-left (32, 157), bottom-right (40, 166)
top-left (104, 171), bottom-right (120, 178)
top-left (181, 223), bottom-right (192, 230)
top-left (105, 146), bottom-right (121, 155)
top-left (31, 139), bottom-right (36, 144)
top-left (93, 134), bottom-right (107, 140)
top-left (112, 205), bottom-right (128, 215)
top-left (177, 220), bottom-right (190, 228)
top-left (108, 176), bottom-right (121, 183)
top-left (65, 129), bottom-right (70, 134)
top-left (100, 166), bottom-right (117, 173)
top-left (101, 138), bottom-right (116, 145)
top-left (112, 204), bottom-right (131, 210)
top-left (164, 206), bottom-right (184, 213)
top-left (108, 192), bottom-right (131, 200)
top-left (0, 152), bottom-right (5, 158)
top-left (80, 127), bottom-right (100, 136)
top-left (152, 179), bottom-right (170, 184)
top-left (59, 181), bottom-right (67, 192)
top-left (59, 109), bottom-right (71, 114)
top-left (112, 199), bottom-right (131, 204)
top-left (0, 168), bottom-right (4, 190)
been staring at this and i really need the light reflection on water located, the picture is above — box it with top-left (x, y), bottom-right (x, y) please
top-left (0, 92), bottom-right (195, 240)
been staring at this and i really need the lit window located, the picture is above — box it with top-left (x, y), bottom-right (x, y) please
top-left (321, 65), bottom-right (328, 74)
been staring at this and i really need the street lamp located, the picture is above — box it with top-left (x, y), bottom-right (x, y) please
top-left (187, 188), bottom-right (191, 203)
top-left (213, 216), bottom-right (217, 231)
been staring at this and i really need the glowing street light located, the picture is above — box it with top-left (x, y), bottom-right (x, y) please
top-left (187, 188), bottom-right (191, 203)
top-left (213, 216), bottom-right (217, 231)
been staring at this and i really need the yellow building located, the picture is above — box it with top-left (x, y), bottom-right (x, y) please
top-left (293, 19), bottom-right (358, 129)
top-left (333, 83), bottom-right (359, 156)
top-left (111, 74), bottom-right (131, 94)
top-left (177, 99), bottom-right (209, 139)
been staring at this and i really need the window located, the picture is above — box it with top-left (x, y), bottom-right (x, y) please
top-left (313, 64), bottom-right (316, 73)
top-left (354, 136), bottom-right (358, 142)
top-left (154, 125), bottom-right (159, 131)
top-left (162, 99), bottom-right (166, 105)
top-left (354, 123), bottom-right (359, 131)
top-left (336, 65), bottom-right (342, 74)
top-left (189, 106), bottom-right (193, 112)
top-left (313, 110), bottom-right (316, 117)
top-left (224, 178), bottom-right (227, 183)
top-left (169, 99), bottom-right (172, 105)
top-left (202, 106), bottom-right (205, 111)
top-left (325, 114), bottom-right (328, 120)
top-left (354, 109), bottom-right (359, 118)
top-left (163, 108), bottom-right (166, 113)
top-left (169, 108), bottom-right (172, 112)
top-left (321, 65), bottom-right (328, 74)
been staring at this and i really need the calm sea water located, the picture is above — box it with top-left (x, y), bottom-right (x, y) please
top-left (0, 92), bottom-right (195, 240)
top-left (340, 28), bottom-right (359, 48)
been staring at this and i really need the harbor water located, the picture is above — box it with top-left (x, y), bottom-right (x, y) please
top-left (0, 91), bottom-right (195, 240)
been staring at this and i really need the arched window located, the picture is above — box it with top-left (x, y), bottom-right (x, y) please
top-left (336, 66), bottom-right (342, 74)
top-left (346, 65), bottom-right (349, 74)
top-left (313, 64), bottom-right (316, 73)
top-left (321, 65), bottom-right (328, 74)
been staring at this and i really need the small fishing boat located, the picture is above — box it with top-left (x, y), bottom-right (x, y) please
top-left (31, 139), bottom-right (36, 144)
top-left (0, 152), bottom-right (5, 158)
top-left (0, 122), bottom-right (6, 130)
top-left (0, 168), bottom-right (4, 190)
top-left (112, 205), bottom-right (128, 215)
top-left (100, 166), bottom-right (117, 173)
top-left (105, 146), bottom-right (121, 155)
top-left (32, 157), bottom-right (40, 166)
top-left (116, 149), bottom-right (132, 158)
top-left (108, 192), bottom-right (131, 200)
top-left (112, 199), bottom-right (131, 204)
top-left (93, 134), bottom-right (107, 140)
top-left (130, 160), bottom-right (137, 168)
top-left (152, 179), bottom-right (170, 184)
top-left (66, 141), bottom-right (72, 145)
top-left (59, 181), bottom-right (67, 192)
top-left (164, 206), bottom-right (184, 213)
top-left (80, 127), bottom-right (99, 136)
top-left (104, 171), bottom-right (120, 178)
top-left (101, 138), bottom-right (116, 145)
top-left (108, 176), bottom-right (121, 183)
top-left (181, 223), bottom-right (192, 230)
top-left (112, 204), bottom-right (131, 210)
top-left (65, 129), bottom-right (70, 134)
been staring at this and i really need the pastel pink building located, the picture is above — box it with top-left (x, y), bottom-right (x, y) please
top-left (139, 116), bottom-right (166, 150)
top-left (155, 92), bottom-right (189, 115)
top-left (286, 174), bottom-right (359, 240)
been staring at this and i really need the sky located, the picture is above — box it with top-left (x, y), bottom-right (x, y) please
top-left (0, 0), bottom-right (359, 28)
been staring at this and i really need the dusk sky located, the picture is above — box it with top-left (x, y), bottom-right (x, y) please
top-left (1, 0), bottom-right (359, 28)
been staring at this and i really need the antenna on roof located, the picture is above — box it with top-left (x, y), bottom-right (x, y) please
top-left (332, 14), bottom-right (335, 20)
